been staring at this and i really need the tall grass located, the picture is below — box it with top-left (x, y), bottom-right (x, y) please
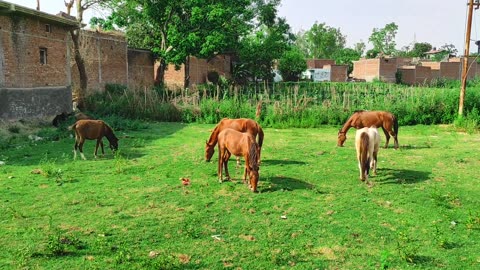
top-left (84, 82), bottom-right (480, 129)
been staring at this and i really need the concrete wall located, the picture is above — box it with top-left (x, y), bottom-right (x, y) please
top-left (0, 86), bottom-right (72, 119)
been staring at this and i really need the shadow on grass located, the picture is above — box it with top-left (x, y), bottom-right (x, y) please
top-left (262, 176), bottom-right (317, 192)
top-left (260, 159), bottom-right (306, 166)
top-left (399, 144), bottom-right (433, 150)
top-left (376, 168), bottom-right (430, 184)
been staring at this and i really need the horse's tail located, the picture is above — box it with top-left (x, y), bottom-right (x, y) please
top-left (68, 123), bottom-right (77, 131)
top-left (257, 124), bottom-right (264, 148)
top-left (248, 141), bottom-right (259, 170)
top-left (360, 133), bottom-right (370, 176)
top-left (392, 114), bottom-right (399, 136)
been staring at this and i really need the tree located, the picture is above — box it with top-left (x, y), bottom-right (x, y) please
top-left (353, 41), bottom-right (366, 57)
top-left (104, 0), bottom-right (255, 87)
top-left (368, 22), bottom-right (398, 56)
top-left (234, 0), bottom-right (293, 83)
top-left (299, 22), bottom-right (346, 59)
top-left (333, 48), bottom-right (361, 74)
top-left (278, 47), bottom-right (307, 82)
top-left (411, 42), bottom-right (433, 58)
top-left (65, 0), bottom-right (103, 110)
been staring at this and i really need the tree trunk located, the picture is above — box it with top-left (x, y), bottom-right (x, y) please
top-left (184, 56), bottom-right (190, 89)
top-left (155, 58), bottom-right (167, 86)
top-left (70, 29), bottom-right (88, 110)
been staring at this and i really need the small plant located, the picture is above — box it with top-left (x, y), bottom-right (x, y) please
top-left (39, 156), bottom-right (64, 183)
top-left (395, 231), bottom-right (420, 263)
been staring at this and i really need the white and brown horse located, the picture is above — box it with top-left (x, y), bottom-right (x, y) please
top-left (355, 126), bottom-right (380, 183)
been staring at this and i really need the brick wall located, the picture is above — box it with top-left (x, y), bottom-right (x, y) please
top-left (324, 64), bottom-right (348, 82)
top-left (0, 14), bottom-right (71, 88)
top-left (378, 58), bottom-right (397, 83)
top-left (306, 59), bottom-right (335, 69)
top-left (352, 58), bottom-right (380, 81)
top-left (127, 48), bottom-right (154, 90)
top-left (397, 67), bottom-right (415, 85)
top-left (162, 55), bottom-right (232, 88)
top-left (71, 30), bottom-right (128, 94)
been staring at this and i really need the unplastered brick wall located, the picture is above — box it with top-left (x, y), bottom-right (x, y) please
top-left (0, 15), bottom-right (71, 88)
top-left (324, 65), bottom-right (348, 82)
top-left (162, 55), bottom-right (232, 88)
top-left (127, 49), bottom-right (154, 90)
top-left (306, 59), bottom-right (335, 69)
top-left (70, 30), bottom-right (128, 94)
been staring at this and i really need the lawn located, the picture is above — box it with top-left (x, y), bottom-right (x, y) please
top-left (0, 122), bottom-right (479, 269)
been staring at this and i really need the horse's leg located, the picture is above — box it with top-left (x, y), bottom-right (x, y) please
top-left (74, 140), bottom-right (78, 160)
top-left (79, 139), bottom-right (87, 160)
top-left (381, 127), bottom-right (390, 148)
top-left (372, 150), bottom-right (378, 175)
top-left (218, 148), bottom-right (224, 183)
top-left (94, 139), bottom-right (101, 158)
top-left (100, 139), bottom-right (105, 156)
top-left (223, 152), bottom-right (231, 181)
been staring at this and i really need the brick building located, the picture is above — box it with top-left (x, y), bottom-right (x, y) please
top-left (0, 0), bottom-right (77, 119)
top-left (0, 0), bottom-right (154, 119)
top-left (306, 59), bottom-right (348, 82)
top-left (160, 55), bottom-right (232, 89)
top-left (352, 57), bottom-right (480, 85)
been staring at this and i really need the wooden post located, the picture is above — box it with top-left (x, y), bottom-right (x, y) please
top-left (459, 0), bottom-right (476, 116)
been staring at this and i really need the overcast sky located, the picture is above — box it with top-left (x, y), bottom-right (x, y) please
top-left (10, 0), bottom-right (479, 54)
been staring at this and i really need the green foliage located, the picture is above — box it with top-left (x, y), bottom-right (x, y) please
top-left (236, 11), bottom-right (292, 82)
top-left (333, 48), bottom-right (361, 74)
top-left (368, 22), bottom-right (398, 56)
top-left (106, 0), bottom-right (256, 83)
top-left (296, 22), bottom-right (346, 59)
top-left (84, 81), bottom-right (480, 129)
top-left (278, 47), bottom-right (307, 81)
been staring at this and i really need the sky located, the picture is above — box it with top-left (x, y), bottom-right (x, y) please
top-left (9, 0), bottom-right (480, 54)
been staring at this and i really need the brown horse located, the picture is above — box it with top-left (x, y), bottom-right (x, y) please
top-left (217, 128), bottom-right (260, 192)
top-left (355, 127), bottom-right (380, 183)
top-left (338, 110), bottom-right (399, 149)
top-left (70, 120), bottom-right (119, 160)
top-left (205, 118), bottom-right (264, 163)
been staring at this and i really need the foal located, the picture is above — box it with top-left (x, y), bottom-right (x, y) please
top-left (217, 128), bottom-right (260, 192)
top-left (355, 126), bottom-right (380, 183)
top-left (70, 120), bottom-right (119, 160)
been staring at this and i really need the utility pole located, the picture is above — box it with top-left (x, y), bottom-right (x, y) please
top-left (459, 0), bottom-right (480, 116)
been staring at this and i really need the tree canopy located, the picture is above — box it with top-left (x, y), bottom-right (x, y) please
top-left (368, 22), bottom-right (398, 56)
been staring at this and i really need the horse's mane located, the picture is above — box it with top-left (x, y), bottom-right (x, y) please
top-left (103, 122), bottom-right (117, 141)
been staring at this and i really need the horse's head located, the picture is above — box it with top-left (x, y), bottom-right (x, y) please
top-left (109, 137), bottom-right (119, 152)
top-left (337, 131), bottom-right (346, 147)
top-left (249, 169), bottom-right (259, 193)
top-left (205, 141), bottom-right (215, 162)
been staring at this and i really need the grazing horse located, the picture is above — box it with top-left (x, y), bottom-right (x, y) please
top-left (217, 128), bottom-right (260, 192)
top-left (338, 110), bottom-right (399, 149)
top-left (205, 118), bottom-right (264, 164)
top-left (355, 127), bottom-right (380, 183)
top-left (70, 120), bottom-right (119, 160)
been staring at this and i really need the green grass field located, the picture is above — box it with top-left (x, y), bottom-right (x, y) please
top-left (1, 123), bottom-right (479, 269)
